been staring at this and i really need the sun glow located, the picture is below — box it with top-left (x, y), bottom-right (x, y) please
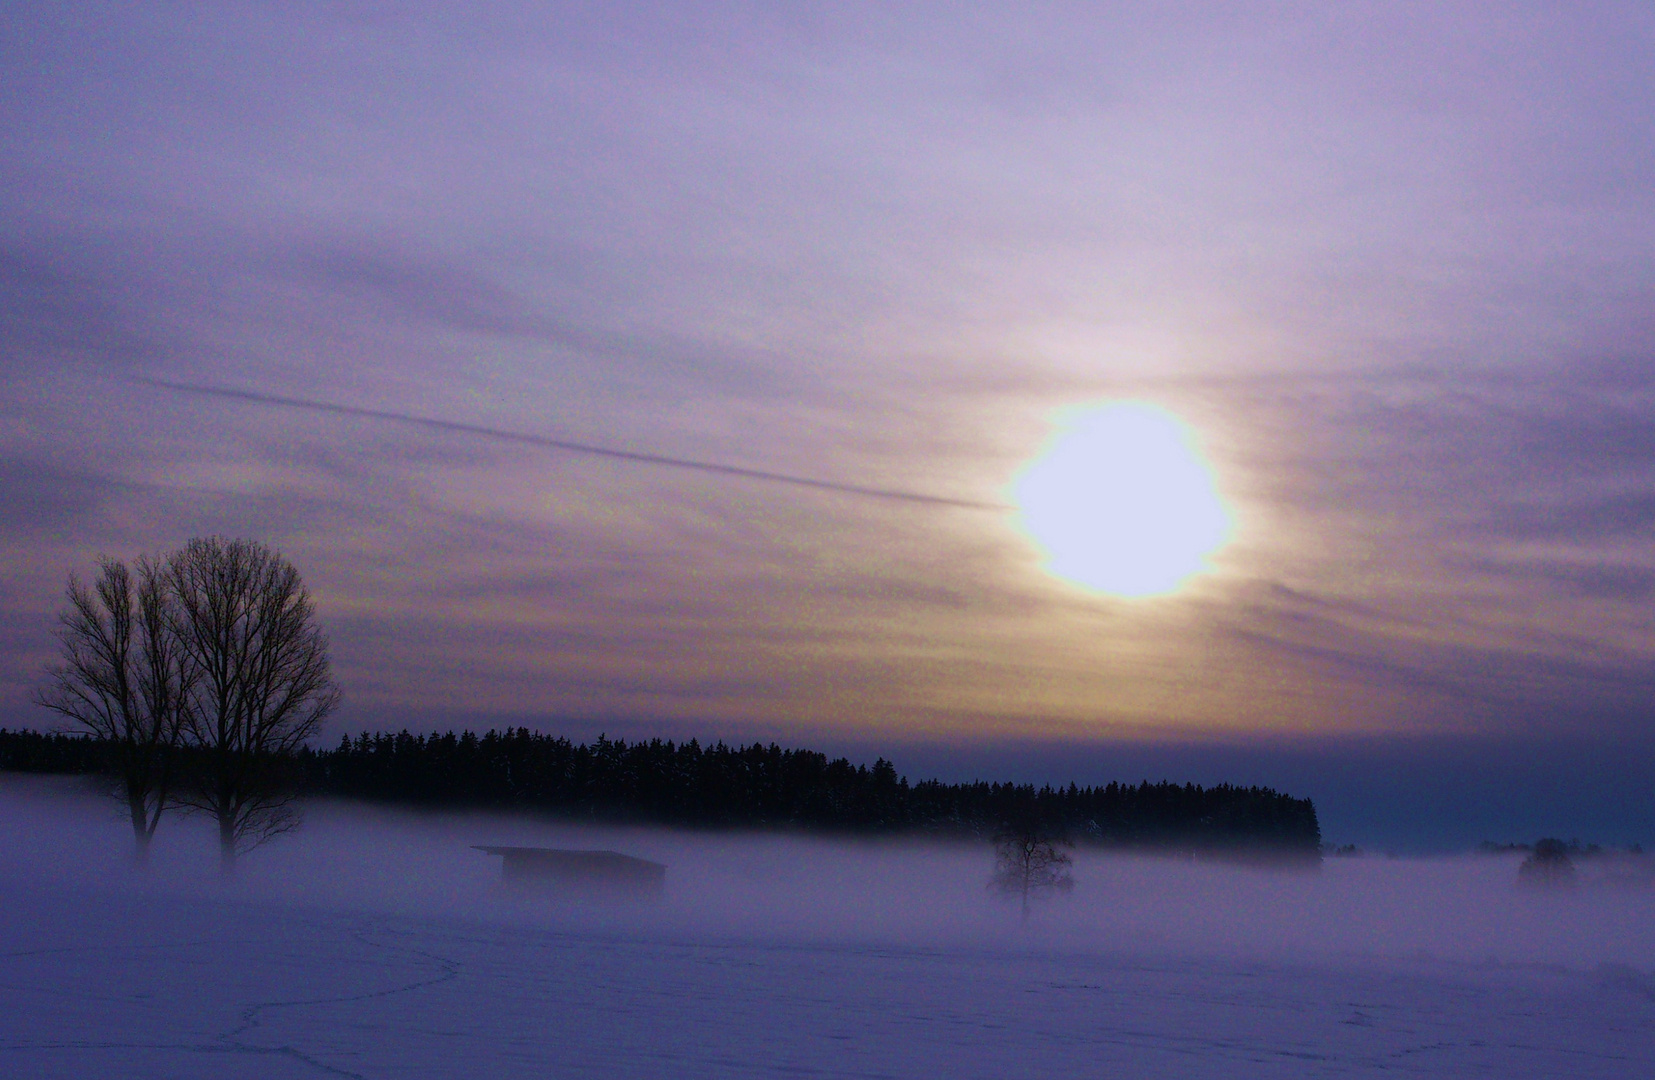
top-left (1013, 402), bottom-right (1232, 598)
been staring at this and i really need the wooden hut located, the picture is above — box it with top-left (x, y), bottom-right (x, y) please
top-left (474, 846), bottom-right (666, 897)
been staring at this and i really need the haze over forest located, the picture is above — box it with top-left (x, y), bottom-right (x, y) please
top-left (3, 3), bottom-right (1654, 848)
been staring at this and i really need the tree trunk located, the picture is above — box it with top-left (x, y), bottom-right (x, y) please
top-left (128, 797), bottom-right (152, 868)
top-left (218, 816), bottom-right (237, 875)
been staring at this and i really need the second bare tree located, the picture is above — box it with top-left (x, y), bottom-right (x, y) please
top-left (166, 537), bottom-right (340, 872)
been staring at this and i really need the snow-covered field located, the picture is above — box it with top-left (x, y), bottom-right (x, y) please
top-left (2, 776), bottom-right (1651, 1078)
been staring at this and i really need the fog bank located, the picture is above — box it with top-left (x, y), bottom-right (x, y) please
top-left (4, 774), bottom-right (1650, 972)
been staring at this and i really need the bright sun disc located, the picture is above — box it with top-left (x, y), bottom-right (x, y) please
top-left (1013, 402), bottom-right (1232, 597)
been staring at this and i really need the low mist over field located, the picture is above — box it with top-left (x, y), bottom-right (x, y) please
top-left (7, 776), bottom-right (1652, 967)
top-left (4, 777), bottom-right (1653, 1077)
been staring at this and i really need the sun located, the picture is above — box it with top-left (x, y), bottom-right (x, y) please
top-left (1012, 402), bottom-right (1232, 598)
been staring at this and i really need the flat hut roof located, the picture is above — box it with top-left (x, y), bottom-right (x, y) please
top-left (474, 846), bottom-right (666, 894)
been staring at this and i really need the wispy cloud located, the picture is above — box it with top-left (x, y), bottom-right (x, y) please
top-left (135, 379), bottom-right (1007, 510)
top-left (2, 2), bottom-right (1654, 767)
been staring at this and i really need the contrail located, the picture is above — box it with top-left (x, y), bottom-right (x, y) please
top-left (135, 378), bottom-right (1009, 511)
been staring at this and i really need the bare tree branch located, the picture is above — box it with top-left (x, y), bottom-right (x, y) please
top-left (990, 823), bottom-right (1075, 922)
top-left (35, 556), bottom-right (191, 864)
top-left (166, 537), bottom-right (339, 871)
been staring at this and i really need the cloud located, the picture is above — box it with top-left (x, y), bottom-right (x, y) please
top-left (0, 455), bottom-right (125, 537)
top-left (281, 240), bottom-right (577, 340)
top-left (134, 378), bottom-right (1007, 510)
top-left (0, 243), bottom-right (161, 377)
top-left (2, 3), bottom-right (1654, 757)
top-left (1487, 493), bottom-right (1655, 542)
top-left (1526, 562), bottom-right (1655, 602)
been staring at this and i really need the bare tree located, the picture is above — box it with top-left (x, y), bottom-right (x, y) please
top-left (1517, 838), bottom-right (1577, 888)
top-left (36, 556), bottom-right (191, 864)
top-left (167, 537), bottom-right (339, 871)
top-left (990, 823), bottom-right (1075, 922)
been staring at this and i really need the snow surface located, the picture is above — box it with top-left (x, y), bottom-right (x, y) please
top-left (2, 775), bottom-right (1651, 1078)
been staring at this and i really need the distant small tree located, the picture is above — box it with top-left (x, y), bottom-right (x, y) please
top-left (1517, 838), bottom-right (1576, 888)
top-left (166, 538), bottom-right (339, 872)
top-left (36, 555), bottom-right (192, 864)
top-left (990, 821), bottom-right (1075, 921)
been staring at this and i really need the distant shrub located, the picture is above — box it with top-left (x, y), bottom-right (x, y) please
top-left (1517, 837), bottom-right (1576, 888)
top-left (990, 823), bottom-right (1075, 922)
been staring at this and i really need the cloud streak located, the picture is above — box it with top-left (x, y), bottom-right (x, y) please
top-left (134, 378), bottom-right (1010, 511)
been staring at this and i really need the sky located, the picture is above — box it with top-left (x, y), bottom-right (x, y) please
top-left (3, 2), bottom-right (1654, 846)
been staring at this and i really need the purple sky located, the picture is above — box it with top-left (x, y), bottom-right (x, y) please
top-left (3, 3), bottom-right (1653, 842)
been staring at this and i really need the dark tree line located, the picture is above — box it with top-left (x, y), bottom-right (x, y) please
top-left (0, 729), bottom-right (108, 774)
top-left (2, 726), bottom-right (1321, 857)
